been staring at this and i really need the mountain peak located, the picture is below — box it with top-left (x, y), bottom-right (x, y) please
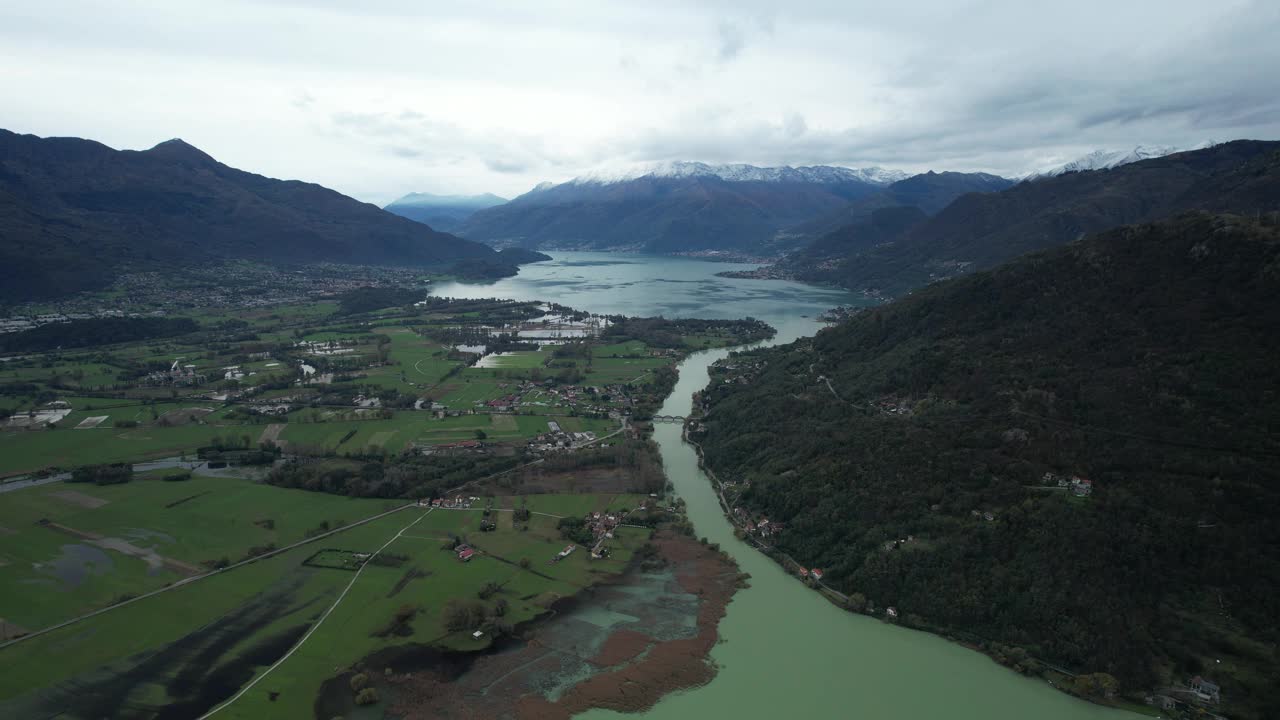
top-left (570, 161), bottom-right (909, 187)
top-left (1025, 142), bottom-right (1219, 180)
top-left (144, 138), bottom-right (217, 165)
top-left (386, 191), bottom-right (507, 208)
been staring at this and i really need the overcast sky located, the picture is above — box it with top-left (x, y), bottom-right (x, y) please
top-left (2, 0), bottom-right (1278, 203)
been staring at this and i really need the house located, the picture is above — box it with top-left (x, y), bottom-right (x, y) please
top-left (886, 607), bottom-right (899, 619)
top-left (458, 548), bottom-right (476, 562)
top-left (810, 569), bottom-right (824, 581)
top-left (472, 630), bottom-right (484, 639)
top-left (1190, 676), bottom-right (1221, 704)
top-left (1070, 476), bottom-right (1094, 496)
top-left (797, 566), bottom-right (808, 577)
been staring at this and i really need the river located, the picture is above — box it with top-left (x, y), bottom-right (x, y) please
top-left (435, 253), bottom-right (1131, 720)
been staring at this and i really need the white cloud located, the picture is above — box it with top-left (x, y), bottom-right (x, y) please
top-left (0, 0), bottom-right (1276, 204)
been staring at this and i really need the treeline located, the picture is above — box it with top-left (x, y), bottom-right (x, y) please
top-left (697, 215), bottom-right (1280, 718)
top-left (604, 316), bottom-right (774, 348)
top-left (265, 454), bottom-right (521, 499)
top-left (69, 463), bottom-right (133, 485)
top-left (337, 286), bottom-right (427, 315)
top-left (0, 317), bottom-right (198, 352)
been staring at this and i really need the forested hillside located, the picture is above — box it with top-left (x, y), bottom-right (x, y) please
top-left (787, 170), bottom-right (1012, 241)
top-left (785, 141), bottom-right (1280, 295)
top-left (697, 213), bottom-right (1280, 718)
top-left (0, 130), bottom-right (498, 301)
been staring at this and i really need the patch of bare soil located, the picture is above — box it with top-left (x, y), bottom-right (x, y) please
top-left (385, 528), bottom-right (742, 720)
top-left (257, 423), bottom-right (286, 447)
top-left (49, 489), bottom-right (109, 509)
top-left (0, 617), bottom-right (29, 640)
top-left (589, 629), bottom-right (653, 666)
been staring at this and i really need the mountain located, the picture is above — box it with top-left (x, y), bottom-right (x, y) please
top-left (574, 161), bottom-right (909, 186)
top-left (697, 213), bottom-right (1280, 718)
top-left (784, 171), bottom-right (1015, 246)
top-left (383, 191), bottom-right (507, 232)
top-left (455, 162), bottom-right (904, 255)
top-left (785, 140), bottom-right (1280, 295)
top-left (1025, 142), bottom-right (1216, 180)
top-left (0, 130), bottom-right (499, 302)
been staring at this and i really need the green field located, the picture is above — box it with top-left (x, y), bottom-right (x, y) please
top-left (0, 423), bottom-right (257, 476)
top-left (0, 474), bottom-right (393, 628)
top-left (0, 490), bottom-right (651, 719)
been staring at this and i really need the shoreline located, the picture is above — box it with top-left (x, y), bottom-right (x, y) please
top-left (682, 423), bottom-right (1143, 715)
top-left (343, 526), bottom-right (745, 720)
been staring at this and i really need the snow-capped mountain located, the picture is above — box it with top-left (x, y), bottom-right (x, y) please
top-left (1026, 142), bottom-right (1218, 180)
top-left (571, 161), bottom-right (909, 187)
top-left (461, 161), bottom-right (901, 254)
top-left (383, 191), bottom-right (507, 231)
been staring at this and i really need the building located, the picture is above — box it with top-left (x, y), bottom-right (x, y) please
top-left (458, 548), bottom-right (476, 562)
top-left (1071, 476), bottom-right (1094, 496)
top-left (1190, 676), bottom-right (1221, 704)
top-left (810, 569), bottom-right (824, 581)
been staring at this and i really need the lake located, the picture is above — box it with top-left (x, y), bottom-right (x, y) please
top-left (437, 252), bottom-right (1131, 720)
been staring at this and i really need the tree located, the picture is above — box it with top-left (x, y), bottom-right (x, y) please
top-left (1073, 673), bottom-right (1118, 699)
top-left (443, 599), bottom-right (487, 631)
top-left (349, 673), bottom-right (369, 692)
top-left (474, 429), bottom-right (487, 440)
top-left (354, 688), bottom-right (380, 706)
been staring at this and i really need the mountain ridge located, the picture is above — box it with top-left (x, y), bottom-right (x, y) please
top-left (782, 140), bottom-right (1280, 294)
top-left (456, 164), bottom-right (893, 254)
top-left (0, 129), bottom-right (499, 302)
top-left (384, 191), bottom-right (508, 231)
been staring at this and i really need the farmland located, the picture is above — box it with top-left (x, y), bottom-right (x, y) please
top-left (0, 470), bottom-right (653, 719)
top-left (0, 291), bottom-right (770, 717)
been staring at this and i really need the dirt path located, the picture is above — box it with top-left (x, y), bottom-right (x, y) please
top-left (197, 507), bottom-right (437, 719)
top-left (257, 423), bottom-right (286, 447)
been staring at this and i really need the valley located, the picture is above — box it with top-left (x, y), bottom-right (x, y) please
top-left (0, 283), bottom-right (772, 718)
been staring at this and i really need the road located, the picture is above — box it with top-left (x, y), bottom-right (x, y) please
top-left (197, 506), bottom-right (437, 719)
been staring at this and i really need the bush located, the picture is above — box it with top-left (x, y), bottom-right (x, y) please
top-left (478, 581), bottom-right (501, 600)
top-left (354, 687), bottom-right (380, 706)
top-left (349, 673), bottom-right (369, 692)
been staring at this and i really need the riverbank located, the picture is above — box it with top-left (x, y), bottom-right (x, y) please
top-left (357, 526), bottom-right (744, 719)
top-left (684, 423), bottom-right (1155, 716)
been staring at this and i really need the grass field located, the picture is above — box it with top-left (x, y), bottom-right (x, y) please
top-left (587, 355), bottom-right (670, 384)
top-left (0, 493), bottom-right (652, 719)
top-left (0, 474), bottom-right (393, 628)
top-left (0, 423), bottom-right (257, 477)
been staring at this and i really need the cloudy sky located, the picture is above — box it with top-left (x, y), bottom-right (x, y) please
top-left (2, 0), bottom-right (1278, 203)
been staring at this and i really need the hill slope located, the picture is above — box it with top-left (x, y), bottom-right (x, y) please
top-left (788, 170), bottom-right (1013, 241)
top-left (383, 191), bottom-right (507, 231)
top-left (697, 213), bottom-right (1280, 717)
top-left (787, 140), bottom-right (1280, 294)
top-left (0, 130), bottom-right (498, 301)
top-left (455, 162), bottom-right (897, 255)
